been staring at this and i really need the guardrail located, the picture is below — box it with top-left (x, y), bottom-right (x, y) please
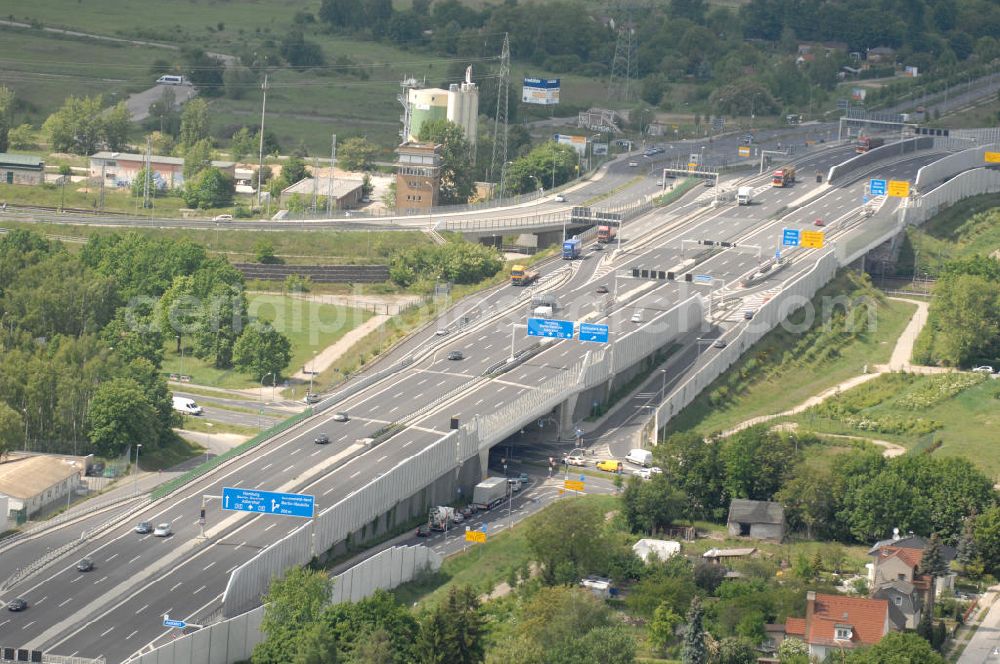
top-left (150, 410), bottom-right (313, 501)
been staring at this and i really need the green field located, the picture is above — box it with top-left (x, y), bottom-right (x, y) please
top-left (0, 26), bottom-right (167, 123)
top-left (161, 294), bottom-right (374, 388)
top-left (665, 273), bottom-right (917, 436)
top-left (785, 373), bottom-right (1000, 481)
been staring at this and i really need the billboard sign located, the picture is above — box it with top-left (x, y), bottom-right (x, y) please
top-left (554, 134), bottom-right (587, 154)
top-left (523, 78), bottom-right (560, 105)
top-left (592, 142), bottom-right (609, 156)
top-left (851, 87), bottom-right (867, 101)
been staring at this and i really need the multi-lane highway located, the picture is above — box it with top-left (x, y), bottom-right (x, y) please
top-left (0, 134), bottom-right (952, 662)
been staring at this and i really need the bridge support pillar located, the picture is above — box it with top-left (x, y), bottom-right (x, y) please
top-left (556, 393), bottom-right (579, 439)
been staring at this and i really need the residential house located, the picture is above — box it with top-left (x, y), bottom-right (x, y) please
top-left (727, 498), bottom-right (785, 541)
top-left (866, 46), bottom-right (896, 64)
top-left (872, 580), bottom-right (922, 630)
top-left (867, 531), bottom-right (957, 598)
top-left (782, 591), bottom-right (891, 660)
top-left (0, 153), bottom-right (45, 186)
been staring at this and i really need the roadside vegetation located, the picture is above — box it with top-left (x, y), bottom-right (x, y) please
top-left (665, 271), bottom-right (916, 436)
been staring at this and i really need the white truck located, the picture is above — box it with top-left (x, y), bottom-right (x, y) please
top-left (626, 448), bottom-right (653, 467)
top-left (532, 305), bottom-right (554, 318)
top-left (737, 186), bottom-right (753, 205)
top-left (428, 506), bottom-right (456, 531)
top-left (472, 477), bottom-right (509, 510)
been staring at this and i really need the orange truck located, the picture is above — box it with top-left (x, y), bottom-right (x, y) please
top-left (597, 224), bottom-right (617, 243)
top-left (772, 166), bottom-right (796, 187)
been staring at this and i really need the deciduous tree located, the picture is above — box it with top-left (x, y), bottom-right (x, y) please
top-left (525, 500), bottom-right (610, 584)
top-left (416, 119), bottom-right (474, 204)
top-left (0, 86), bottom-right (14, 152)
top-left (179, 98), bottom-right (211, 149)
top-left (338, 137), bottom-right (379, 171)
top-left (86, 378), bottom-right (158, 458)
top-left (233, 321), bottom-right (292, 380)
top-left (253, 567), bottom-right (329, 664)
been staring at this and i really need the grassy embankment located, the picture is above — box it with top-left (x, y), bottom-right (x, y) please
top-left (665, 271), bottom-right (917, 437)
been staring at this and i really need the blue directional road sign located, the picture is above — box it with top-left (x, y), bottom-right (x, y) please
top-left (164, 619), bottom-right (187, 629)
top-left (527, 317), bottom-right (574, 339)
top-left (694, 274), bottom-right (713, 284)
top-left (579, 322), bottom-right (610, 343)
top-left (782, 228), bottom-right (801, 247)
top-left (869, 178), bottom-right (887, 196)
top-left (222, 487), bottom-right (316, 518)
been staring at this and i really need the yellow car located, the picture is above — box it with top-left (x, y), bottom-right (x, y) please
top-left (596, 459), bottom-right (623, 473)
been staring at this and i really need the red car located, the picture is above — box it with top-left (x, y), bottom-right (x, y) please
top-left (813, 218), bottom-right (825, 227)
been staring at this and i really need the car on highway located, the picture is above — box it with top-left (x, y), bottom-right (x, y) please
top-left (592, 242), bottom-right (603, 251)
top-left (315, 433), bottom-right (331, 444)
top-left (744, 310), bottom-right (755, 320)
top-left (6, 598), bottom-right (27, 612)
top-left (630, 309), bottom-right (644, 323)
top-left (415, 525), bottom-right (430, 537)
top-left (554, 194), bottom-right (567, 202)
top-left (713, 338), bottom-right (728, 349)
top-left (451, 511), bottom-right (465, 524)
top-left (565, 455), bottom-right (586, 466)
top-left (447, 350), bottom-right (464, 361)
top-left (135, 521), bottom-right (153, 534)
top-left (459, 505), bottom-right (476, 519)
top-left (507, 478), bottom-right (521, 492)
top-left (332, 412), bottom-right (349, 422)
top-left (628, 161), bottom-right (638, 167)
top-left (153, 522), bottom-right (172, 537)
top-left (304, 392), bottom-right (321, 404)
top-left (76, 558), bottom-right (94, 572)
top-left (596, 284), bottom-right (609, 294)
top-left (436, 328), bottom-right (449, 336)
top-left (596, 459), bottom-right (623, 473)
top-left (518, 472), bottom-right (529, 484)
top-left (972, 366), bottom-right (995, 374)
top-left (813, 218), bottom-right (825, 226)
top-left (213, 214), bottom-right (233, 222)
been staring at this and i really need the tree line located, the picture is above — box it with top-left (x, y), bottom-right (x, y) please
top-left (0, 229), bottom-right (292, 460)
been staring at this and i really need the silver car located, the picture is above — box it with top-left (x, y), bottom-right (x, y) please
top-left (153, 522), bottom-right (172, 537)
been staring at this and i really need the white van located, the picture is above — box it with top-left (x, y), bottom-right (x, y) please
top-left (626, 448), bottom-right (653, 467)
top-left (156, 75), bottom-right (186, 86)
top-left (172, 396), bottom-right (203, 415)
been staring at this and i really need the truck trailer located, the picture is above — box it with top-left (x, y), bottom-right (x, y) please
top-left (510, 264), bottom-right (539, 286)
top-left (472, 477), bottom-right (509, 510)
top-left (562, 237), bottom-right (582, 260)
top-left (736, 186), bottom-right (753, 205)
top-left (856, 136), bottom-right (885, 153)
top-left (772, 166), bottom-right (796, 187)
top-left (597, 225), bottom-right (617, 243)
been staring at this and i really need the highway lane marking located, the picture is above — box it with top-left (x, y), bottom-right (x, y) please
top-left (136, 604), bottom-right (148, 613)
top-left (264, 523), bottom-right (276, 532)
top-left (402, 441), bottom-right (412, 447)
top-left (337, 434), bottom-right (348, 441)
top-left (236, 541), bottom-right (246, 549)
top-left (474, 398), bottom-right (484, 406)
top-left (35, 596), bottom-right (47, 605)
top-left (194, 585), bottom-right (207, 594)
top-left (377, 455), bottom-right (387, 462)
top-left (388, 406), bottom-right (399, 414)
top-left (170, 582), bottom-right (182, 592)
top-left (393, 391), bottom-right (405, 399)
top-left (282, 464), bottom-right (294, 473)
top-left (350, 471), bottom-right (361, 478)
top-left (417, 378), bottom-right (428, 386)
top-left (94, 576), bottom-right (108, 584)
top-left (70, 575), bottom-right (83, 583)
top-left (254, 481), bottom-right (265, 489)
top-left (22, 621), bottom-right (35, 630)
top-left (203, 562), bottom-right (216, 571)
top-left (105, 553), bottom-right (118, 562)
top-left (0, 620), bottom-right (9, 628)
top-left (323, 486), bottom-right (336, 496)
top-left (58, 598), bottom-right (72, 607)
top-left (477, 334), bottom-right (488, 341)
top-left (128, 555), bottom-right (141, 565)
top-left (100, 626), bottom-right (114, 637)
top-left (231, 480), bottom-right (243, 487)
top-left (310, 449), bottom-right (321, 457)
top-left (126, 630), bottom-right (138, 640)
top-left (261, 463), bottom-right (273, 471)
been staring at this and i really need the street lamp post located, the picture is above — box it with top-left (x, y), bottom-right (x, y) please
top-left (133, 443), bottom-right (142, 493)
top-left (309, 351), bottom-right (317, 397)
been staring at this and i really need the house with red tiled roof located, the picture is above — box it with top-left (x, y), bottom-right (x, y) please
top-left (783, 591), bottom-right (891, 660)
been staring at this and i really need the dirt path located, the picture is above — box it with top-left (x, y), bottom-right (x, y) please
top-left (723, 297), bottom-right (952, 439)
top-left (290, 314), bottom-right (389, 382)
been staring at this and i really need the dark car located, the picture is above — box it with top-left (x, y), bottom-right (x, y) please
top-left (303, 393), bottom-right (321, 404)
top-left (6, 598), bottom-right (27, 612)
top-left (596, 285), bottom-right (609, 294)
top-left (76, 558), bottom-right (94, 572)
top-left (134, 521), bottom-right (153, 534)
top-left (459, 506), bottom-right (475, 519)
top-left (447, 350), bottom-right (464, 361)
top-left (415, 525), bottom-right (431, 537)
top-left (713, 338), bottom-right (728, 349)
top-left (314, 433), bottom-right (330, 445)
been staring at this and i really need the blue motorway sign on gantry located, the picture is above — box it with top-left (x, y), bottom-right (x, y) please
top-left (782, 228), bottom-right (801, 247)
top-left (527, 317), bottom-right (575, 339)
top-left (869, 178), bottom-right (887, 196)
top-left (163, 619), bottom-right (187, 629)
top-left (578, 323), bottom-right (610, 343)
top-left (222, 487), bottom-right (316, 518)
